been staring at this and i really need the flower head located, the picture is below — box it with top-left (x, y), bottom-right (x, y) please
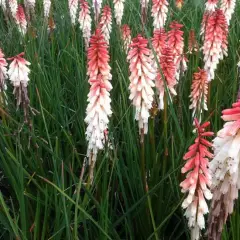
top-left (79, 0), bottom-right (92, 49)
top-left (113, 0), bottom-right (125, 26)
top-left (24, 0), bottom-right (36, 18)
top-left (85, 29), bottom-right (112, 168)
top-left (121, 24), bottom-right (131, 54)
top-left (151, 0), bottom-right (168, 30)
top-left (68, 0), bottom-right (78, 25)
top-left (167, 21), bottom-right (186, 80)
top-left (141, 0), bottom-right (150, 25)
top-left (189, 68), bottom-right (208, 118)
top-left (220, 0), bottom-right (236, 25)
top-left (180, 119), bottom-right (214, 240)
top-left (127, 35), bottom-right (155, 135)
top-left (0, 49), bottom-right (8, 93)
top-left (0, 0), bottom-right (7, 15)
top-left (202, 9), bottom-right (228, 81)
top-left (176, 0), bottom-right (183, 9)
top-left (8, 0), bottom-right (18, 18)
top-left (208, 99), bottom-right (240, 239)
top-left (188, 29), bottom-right (198, 54)
top-left (99, 5), bottom-right (112, 44)
top-left (205, 0), bottom-right (218, 12)
top-left (43, 0), bottom-right (51, 19)
top-left (7, 52), bottom-right (31, 122)
top-left (15, 4), bottom-right (27, 35)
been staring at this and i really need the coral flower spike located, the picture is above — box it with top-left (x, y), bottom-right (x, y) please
top-left (151, 0), bottom-right (168, 30)
top-left (99, 5), bottom-right (112, 45)
top-left (205, 0), bottom-right (218, 12)
top-left (127, 35), bottom-right (155, 136)
top-left (121, 24), bottom-right (132, 54)
top-left (15, 4), bottom-right (27, 35)
top-left (180, 119), bottom-right (214, 240)
top-left (208, 96), bottom-right (240, 240)
top-left (79, 0), bottom-right (92, 49)
top-left (202, 9), bottom-right (228, 81)
top-left (189, 68), bottom-right (208, 118)
top-left (85, 29), bottom-right (112, 182)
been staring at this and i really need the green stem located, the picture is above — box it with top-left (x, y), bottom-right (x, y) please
top-left (162, 95), bottom-right (168, 176)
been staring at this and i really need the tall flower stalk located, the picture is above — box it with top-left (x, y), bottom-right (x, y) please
top-left (121, 24), bottom-right (131, 54)
top-left (79, 0), bottom-right (92, 49)
top-left (202, 9), bottom-right (228, 81)
top-left (180, 119), bottom-right (213, 240)
top-left (208, 97), bottom-right (240, 240)
top-left (85, 29), bottom-right (112, 182)
top-left (189, 68), bottom-right (208, 119)
top-left (99, 5), bottom-right (112, 45)
top-left (7, 52), bottom-right (31, 123)
top-left (15, 4), bottom-right (27, 35)
top-left (113, 0), bottom-right (125, 26)
top-left (24, 0), bottom-right (35, 19)
top-left (68, 0), bottom-right (78, 25)
top-left (151, 0), bottom-right (168, 30)
top-left (93, 0), bottom-right (102, 23)
top-left (141, 0), bottom-right (150, 26)
top-left (8, 0), bottom-right (18, 18)
top-left (43, 0), bottom-right (51, 19)
top-left (0, 49), bottom-right (8, 105)
top-left (127, 34), bottom-right (155, 138)
top-left (220, 0), bottom-right (236, 25)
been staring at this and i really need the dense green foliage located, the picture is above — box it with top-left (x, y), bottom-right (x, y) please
top-left (0, 0), bottom-right (240, 239)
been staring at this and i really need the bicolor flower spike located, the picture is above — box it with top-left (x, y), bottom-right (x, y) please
top-left (7, 52), bottom-right (31, 121)
top-left (0, 49), bottom-right (8, 93)
top-left (202, 9), bottom-right (228, 81)
top-left (15, 4), bottom-right (27, 35)
top-left (93, 0), bottom-right (102, 22)
top-left (79, 0), bottom-right (92, 49)
top-left (167, 21), bottom-right (186, 80)
top-left (208, 98), bottom-right (240, 240)
top-left (0, 0), bottom-right (7, 15)
top-left (180, 119), bottom-right (213, 240)
top-left (113, 0), bottom-right (125, 26)
top-left (43, 0), bottom-right (51, 19)
top-left (189, 68), bottom-right (208, 118)
top-left (99, 6), bottom-right (112, 44)
top-left (205, 0), bottom-right (218, 12)
top-left (8, 0), bottom-right (18, 18)
top-left (127, 35), bottom-right (155, 135)
top-left (85, 29), bottom-right (112, 178)
top-left (68, 0), bottom-right (78, 25)
top-left (220, 0), bottom-right (236, 25)
top-left (151, 0), bottom-right (168, 30)
top-left (121, 24), bottom-right (131, 54)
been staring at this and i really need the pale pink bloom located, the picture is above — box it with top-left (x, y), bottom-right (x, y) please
top-left (180, 119), bottom-right (213, 240)
top-left (205, 0), bottom-right (218, 12)
top-left (202, 9), bottom-right (228, 81)
top-left (99, 6), bottom-right (112, 44)
top-left (79, 0), bottom-right (92, 49)
top-left (85, 29), bottom-right (112, 168)
top-left (113, 0), bottom-right (125, 26)
top-left (0, 49), bottom-right (8, 93)
top-left (93, 0), bottom-right (102, 22)
top-left (220, 0), bottom-right (236, 25)
top-left (7, 52), bottom-right (31, 121)
top-left (167, 21), bottom-right (186, 80)
top-left (24, 0), bottom-right (35, 18)
top-left (15, 4), bottom-right (27, 35)
top-left (68, 0), bottom-right (78, 25)
top-left (8, 0), bottom-right (18, 18)
top-left (189, 68), bottom-right (208, 117)
top-left (127, 35), bottom-right (155, 135)
top-left (121, 24), bottom-right (131, 54)
top-left (208, 100), bottom-right (240, 239)
top-left (43, 0), bottom-right (51, 18)
top-left (151, 0), bottom-right (168, 29)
